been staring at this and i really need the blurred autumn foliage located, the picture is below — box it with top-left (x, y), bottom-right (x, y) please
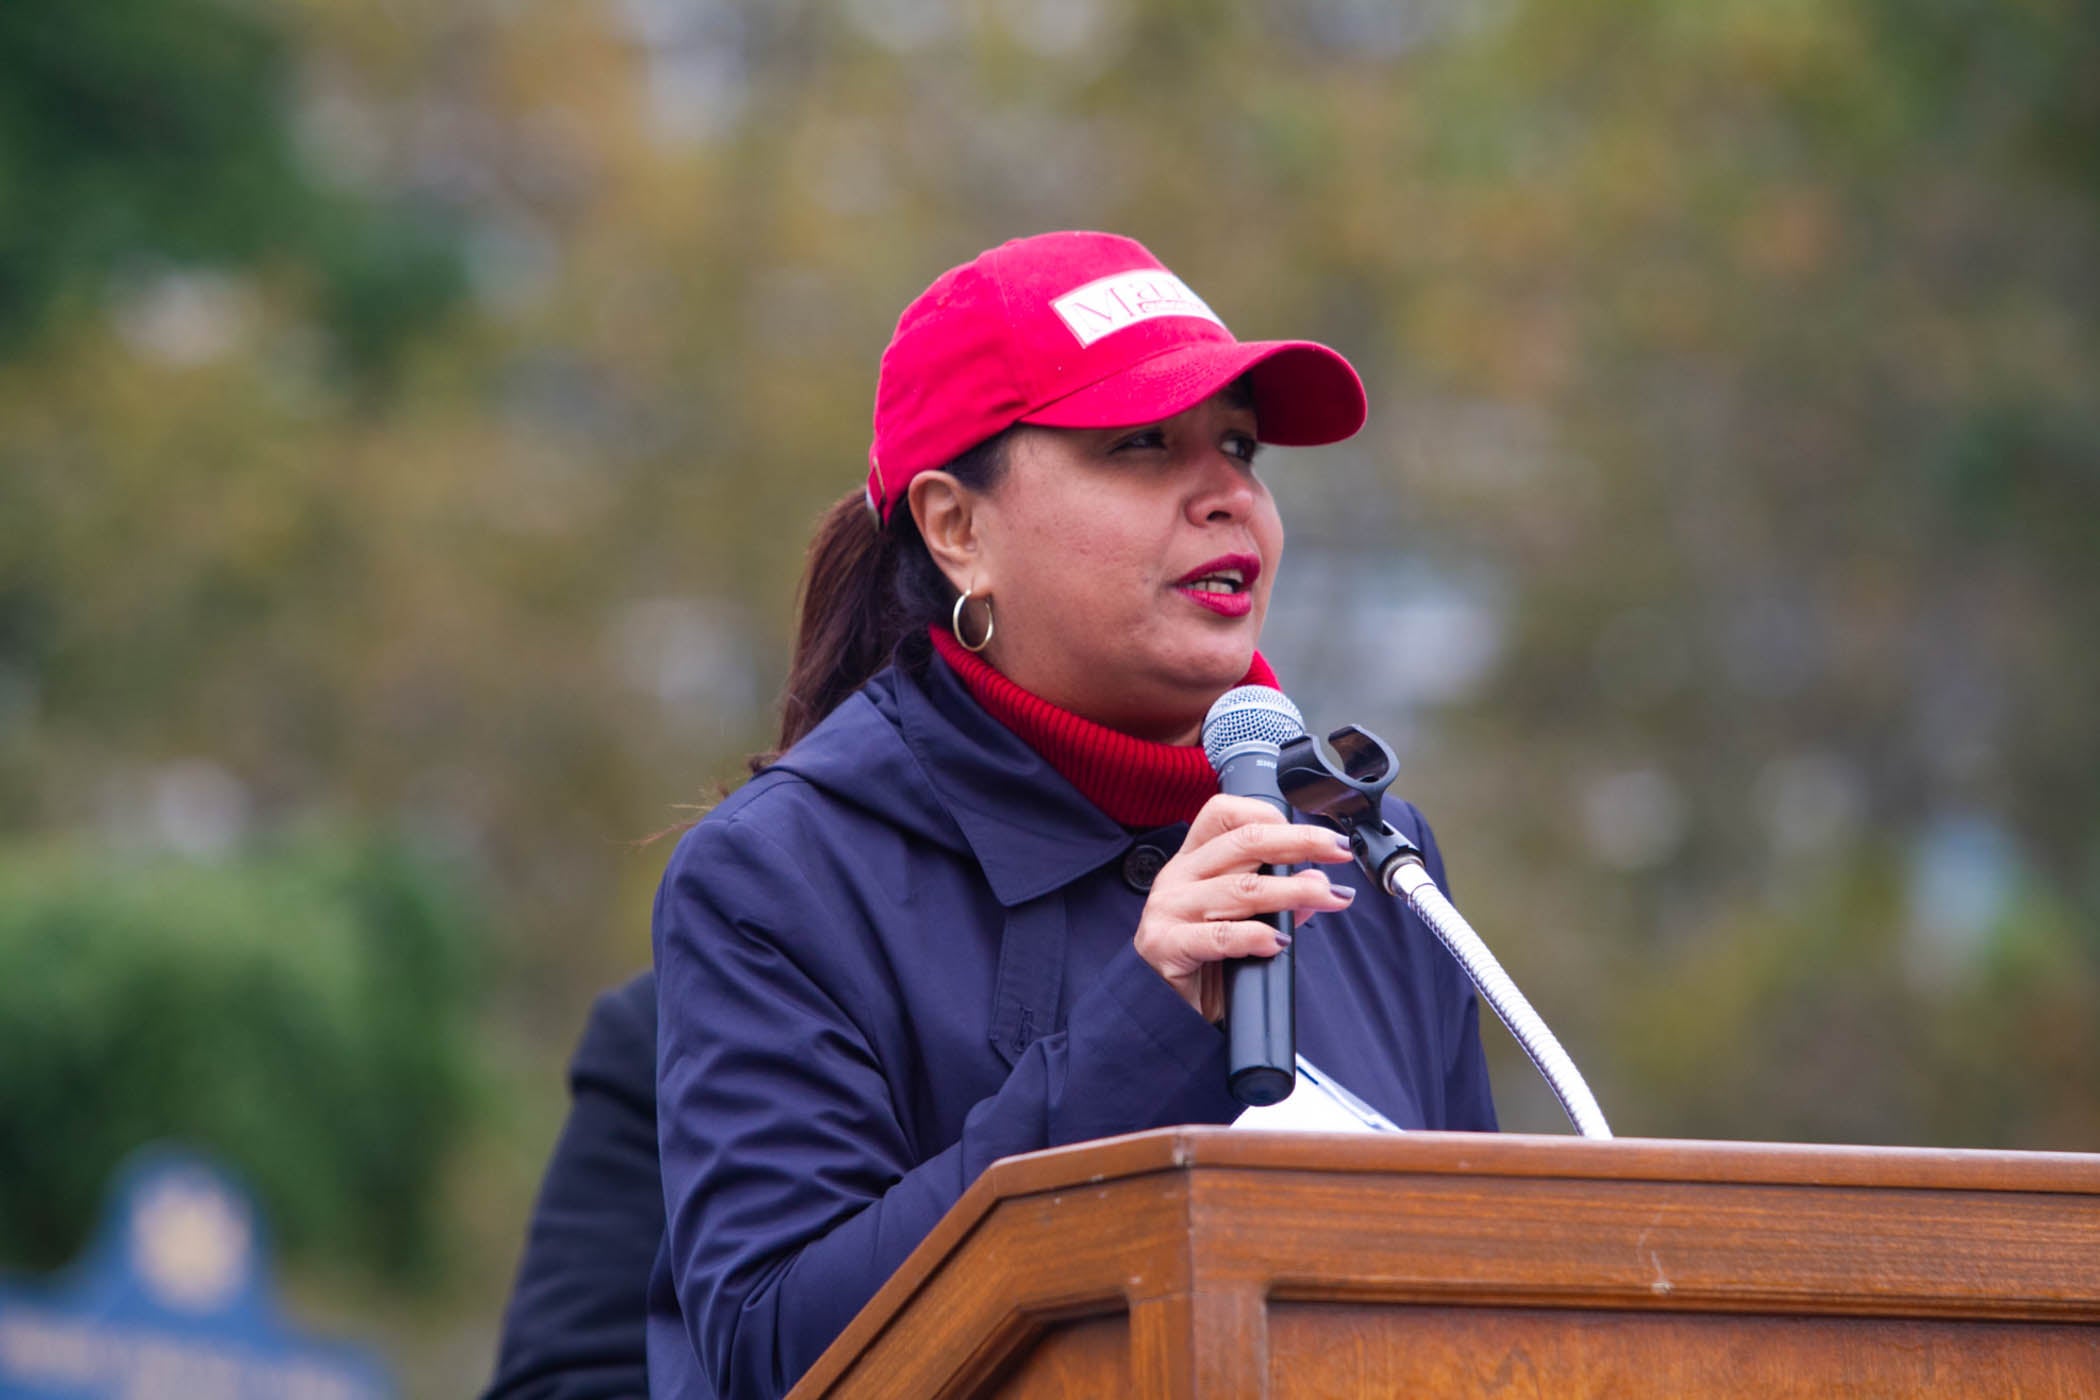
top-left (3, 0), bottom-right (2096, 1391)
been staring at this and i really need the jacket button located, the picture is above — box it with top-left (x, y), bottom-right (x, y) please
top-left (1122, 844), bottom-right (1169, 892)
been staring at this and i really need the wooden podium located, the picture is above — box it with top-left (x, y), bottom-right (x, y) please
top-left (788, 1128), bottom-right (2100, 1398)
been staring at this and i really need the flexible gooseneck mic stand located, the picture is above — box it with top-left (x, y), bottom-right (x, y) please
top-left (1277, 726), bottom-right (1614, 1140)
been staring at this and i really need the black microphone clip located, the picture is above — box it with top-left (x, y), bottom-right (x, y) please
top-left (1277, 726), bottom-right (1423, 891)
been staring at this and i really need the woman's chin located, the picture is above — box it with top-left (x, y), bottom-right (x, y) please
top-left (1162, 640), bottom-right (1262, 708)
top-left (1188, 625), bottom-right (1262, 680)
top-left (1077, 654), bottom-right (1255, 743)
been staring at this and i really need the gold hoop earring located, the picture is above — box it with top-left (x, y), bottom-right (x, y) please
top-left (951, 589), bottom-right (995, 653)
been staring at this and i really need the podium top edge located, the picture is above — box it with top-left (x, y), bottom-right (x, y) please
top-left (979, 1126), bottom-right (2100, 1201)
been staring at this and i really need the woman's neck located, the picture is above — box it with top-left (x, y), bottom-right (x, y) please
top-left (927, 626), bottom-right (1278, 827)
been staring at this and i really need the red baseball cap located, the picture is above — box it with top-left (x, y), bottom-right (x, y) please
top-left (866, 231), bottom-right (1367, 523)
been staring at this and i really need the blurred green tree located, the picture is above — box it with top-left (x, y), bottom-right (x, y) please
top-left (0, 836), bottom-right (477, 1283)
top-left (0, 0), bottom-right (461, 375)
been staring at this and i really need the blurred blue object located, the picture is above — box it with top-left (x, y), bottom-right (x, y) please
top-left (0, 1146), bottom-right (392, 1399)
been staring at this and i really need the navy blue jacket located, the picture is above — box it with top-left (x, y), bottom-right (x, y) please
top-left (649, 654), bottom-right (1496, 1398)
top-left (487, 972), bottom-right (662, 1400)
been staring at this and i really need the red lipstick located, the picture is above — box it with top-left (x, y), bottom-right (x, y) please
top-left (1172, 553), bottom-right (1261, 618)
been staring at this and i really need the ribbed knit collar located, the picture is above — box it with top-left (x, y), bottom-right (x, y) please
top-left (926, 625), bottom-right (1279, 828)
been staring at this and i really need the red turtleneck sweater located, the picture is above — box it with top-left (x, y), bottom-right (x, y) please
top-left (927, 626), bottom-right (1279, 829)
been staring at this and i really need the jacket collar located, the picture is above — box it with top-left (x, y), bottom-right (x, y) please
top-left (771, 655), bottom-right (1133, 907)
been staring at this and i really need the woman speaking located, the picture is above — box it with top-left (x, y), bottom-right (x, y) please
top-left (649, 231), bottom-right (1498, 1398)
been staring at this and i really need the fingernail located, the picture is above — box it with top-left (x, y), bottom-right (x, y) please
top-left (1274, 931), bottom-right (1293, 947)
top-left (1331, 833), bottom-right (1353, 853)
top-left (1333, 883), bottom-right (1356, 902)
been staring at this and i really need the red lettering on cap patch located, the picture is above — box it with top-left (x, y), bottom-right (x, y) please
top-left (1050, 271), bottom-right (1225, 348)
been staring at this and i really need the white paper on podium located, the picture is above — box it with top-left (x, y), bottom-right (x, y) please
top-left (1230, 1056), bottom-right (1403, 1134)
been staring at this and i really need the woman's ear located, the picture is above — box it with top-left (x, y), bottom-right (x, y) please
top-left (908, 471), bottom-right (988, 594)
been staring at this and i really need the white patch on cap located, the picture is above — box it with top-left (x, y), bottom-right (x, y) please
top-left (1050, 270), bottom-right (1225, 348)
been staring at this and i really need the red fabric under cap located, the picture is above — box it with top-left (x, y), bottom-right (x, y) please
top-left (866, 231), bottom-right (1367, 522)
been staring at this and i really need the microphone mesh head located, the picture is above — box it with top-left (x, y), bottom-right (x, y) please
top-left (1202, 686), bottom-right (1307, 771)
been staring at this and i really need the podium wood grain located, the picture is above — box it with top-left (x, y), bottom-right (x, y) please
top-left (787, 1130), bottom-right (2100, 1399)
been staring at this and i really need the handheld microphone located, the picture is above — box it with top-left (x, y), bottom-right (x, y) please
top-left (1201, 685), bottom-right (1308, 1107)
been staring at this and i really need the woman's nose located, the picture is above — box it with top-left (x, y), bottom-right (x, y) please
top-left (1189, 451), bottom-right (1258, 523)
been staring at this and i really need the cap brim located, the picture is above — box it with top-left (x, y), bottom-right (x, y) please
top-left (1020, 339), bottom-right (1367, 446)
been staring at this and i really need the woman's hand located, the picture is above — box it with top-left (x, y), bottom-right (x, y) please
top-left (1133, 795), bottom-right (1358, 1020)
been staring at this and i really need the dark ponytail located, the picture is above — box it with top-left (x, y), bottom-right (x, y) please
top-left (753, 429), bottom-right (1014, 772)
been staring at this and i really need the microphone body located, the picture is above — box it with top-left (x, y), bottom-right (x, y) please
top-left (1202, 687), bottom-right (1308, 1107)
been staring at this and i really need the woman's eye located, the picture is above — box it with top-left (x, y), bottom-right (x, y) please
top-left (1111, 429), bottom-right (1167, 453)
top-left (1225, 433), bottom-right (1262, 465)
